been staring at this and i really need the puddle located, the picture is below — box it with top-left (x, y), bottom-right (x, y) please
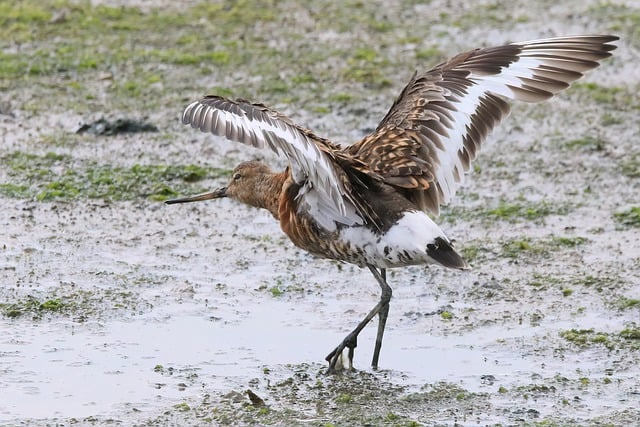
top-left (0, 300), bottom-right (325, 420)
top-left (2, 283), bottom-right (636, 423)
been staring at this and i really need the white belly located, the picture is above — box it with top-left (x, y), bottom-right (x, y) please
top-left (338, 210), bottom-right (449, 268)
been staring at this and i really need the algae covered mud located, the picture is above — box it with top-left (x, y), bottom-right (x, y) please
top-left (1, 0), bottom-right (639, 425)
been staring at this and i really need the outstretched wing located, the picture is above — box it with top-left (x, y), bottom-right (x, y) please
top-left (182, 96), bottom-right (365, 230)
top-left (348, 35), bottom-right (618, 215)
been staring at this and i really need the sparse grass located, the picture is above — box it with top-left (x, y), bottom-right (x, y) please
top-left (614, 207), bottom-right (640, 227)
top-left (343, 54), bottom-right (393, 89)
top-left (560, 326), bottom-right (640, 350)
top-left (601, 113), bottom-right (624, 126)
top-left (1, 273), bottom-right (156, 321)
top-left (612, 297), bottom-right (640, 311)
top-left (2, 0), bottom-right (636, 121)
top-left (415, 47), bottom-right (443, 61)
top-left (440, 310), bottom-right (453, 320)
top-left (562, 135), bottom-right (606, 151)
top-left (262, 278), bottom-right (305, 297)
top-left (0, 0), bottom-right (428, 114)
top-left (404, 381), bottom-right (486, 405)
top-left (450, 6), bottom-right (529, 30)
top-left (0, 151), bottom-right (229, 201)
top-left (500, 235), bottom-right (587, 259)
top-left (620, 326), bottom-right (640, 340)
top-left (148, 49), bottom-right (232, 66)
top-left (0, 183), bottom-right (29, 197)
top-left (486, 200), bottom-right (560, 221)
top-left (621, 153), bottom-right (640, 178)
top-left (501, 238), bottom-right (544, 258)
top-left (460, 243), bottom-right (482, 262)
top-left (571, 82), bottom-right (638, 109)
top-left (572, 82), bottom-right (620, 104)
top-left (0, 3), bottom-right (192, 78)
top-left (173, 402), bottom-right (191, 412)
top-left (269, 286), bottom-right (284, 297)
top-left (588, 3), bottom-right (640, 44)
top-left (513, 384), bottom-right (556, 396)
top-left (570, 274), bottom-right (621, 295)
top-left (329, 92), bottom-right (356, 104)
top-left (335, 393), bottom-right (353, 404)
top-left (549, 236), bottom-right (589, 248)
top-left (447, 199), bottom-right (572, 225)
top-left (0, 1), bottom-right (311, 110)
top-left (560, 328), bottom-right (609, 347)
top-left (1, 296), bottom-right (65, 319)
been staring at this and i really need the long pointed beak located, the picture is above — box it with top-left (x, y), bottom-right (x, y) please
top-left (165, 187), bottom-right (227, 204)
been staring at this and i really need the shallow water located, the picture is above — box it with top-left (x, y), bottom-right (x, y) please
top-left (2, 268), bottom-right (636, 422)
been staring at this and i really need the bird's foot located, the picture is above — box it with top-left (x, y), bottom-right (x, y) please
top-left (325, 335), bottom-right (357, 374)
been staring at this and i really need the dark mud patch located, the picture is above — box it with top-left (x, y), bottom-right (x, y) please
top-left (76, 118), bottom-right (159, 136)
top-left (108, 365), bottom-right (494, 426)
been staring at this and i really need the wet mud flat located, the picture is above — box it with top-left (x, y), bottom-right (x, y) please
top-left (1, 0), bottom-right (640, 425)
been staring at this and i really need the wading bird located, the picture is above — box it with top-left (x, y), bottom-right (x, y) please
top-left (166, 35), bottom-right (618, 372)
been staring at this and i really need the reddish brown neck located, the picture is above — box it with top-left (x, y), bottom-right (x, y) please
top-left (241, 170), bottom-right (289, 219)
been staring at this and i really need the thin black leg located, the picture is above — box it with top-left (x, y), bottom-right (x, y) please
top-left (325, 265), bottom-right (393, 373)
top-left (371, 267), bottom-right (391, 369)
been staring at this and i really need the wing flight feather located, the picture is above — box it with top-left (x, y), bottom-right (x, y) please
top-left (182, 97), bottom-right (364, 230)
top-left (182, 35), bottom-right (617, 226)
top-left (348, 35), bottom-right (618, 214)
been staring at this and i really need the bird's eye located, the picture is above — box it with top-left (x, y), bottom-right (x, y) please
top-left (233, 172), bottom-right (242, 181)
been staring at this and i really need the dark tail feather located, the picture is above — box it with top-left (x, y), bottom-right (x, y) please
top-left (427, 237), bottom-right (469, 270)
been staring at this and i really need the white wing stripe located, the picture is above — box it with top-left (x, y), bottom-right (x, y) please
top-left (430, 36), bottom-right (617, 205)
top-left (182, 99), bottom-right (363, 230)
top-left (432, 83), bottom-right (486, 203)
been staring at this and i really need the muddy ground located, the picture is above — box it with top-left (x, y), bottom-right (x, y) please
top-left (1, 0), bottom-right (639, 426)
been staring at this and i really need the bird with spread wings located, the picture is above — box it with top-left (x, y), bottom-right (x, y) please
top-left (168, 35), bottom-right (618, 372)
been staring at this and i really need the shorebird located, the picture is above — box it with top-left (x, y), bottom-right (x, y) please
top-left (167, 35), bottom-right (618, 372)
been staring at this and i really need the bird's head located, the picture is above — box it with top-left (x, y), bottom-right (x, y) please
top-left (165, 160), bottom-right (276, 209)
